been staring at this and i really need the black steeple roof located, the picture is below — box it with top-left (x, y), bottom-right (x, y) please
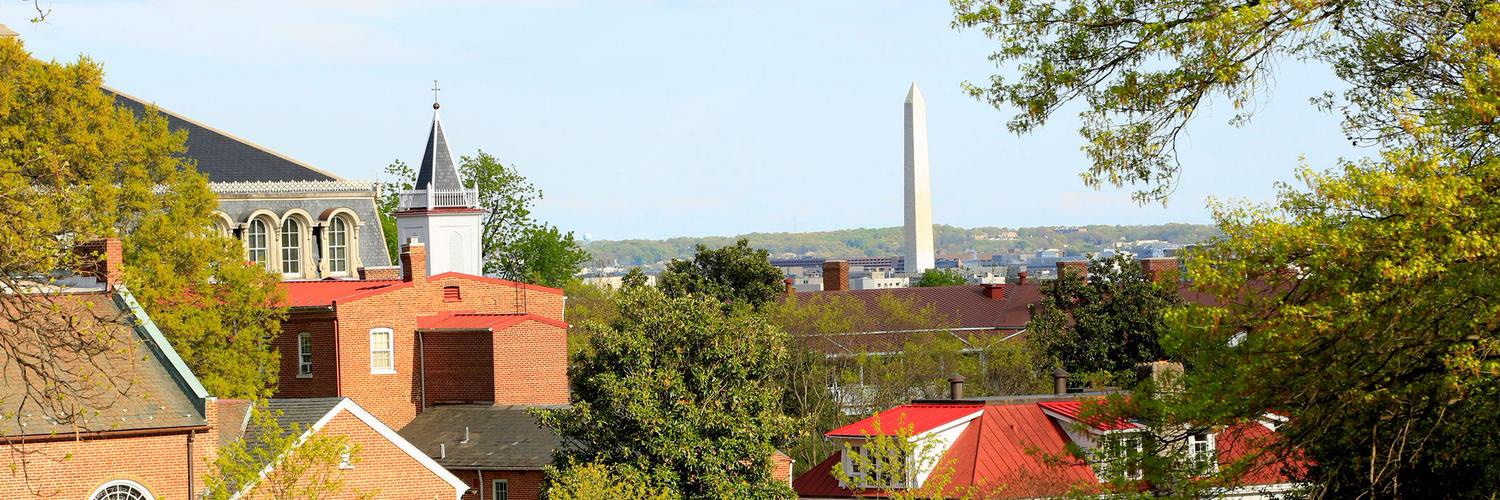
top-left (414, 110), bottom-right (464, 192)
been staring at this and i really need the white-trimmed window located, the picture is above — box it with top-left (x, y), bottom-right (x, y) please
top-left (339, 444), bottom-right (354, 469)
top-left (492, 479), bottom-right (509, 500)
top-left (327, 216), bottom-right (349, 275)
top-left (1188, 432), bottom-right (1217, 471)
top-left (91, 479), bottom-right (152, 500)
top-left (370, 328), bottom-right (394, 374)
top-left (246, 219), bottom-right (270, 268)
top-left (1102, 432), bottom-right (1146, 480)
top-left (297, 332), bottom-right (313, 377)
top-left (281, 218), bottom-right (302, 277)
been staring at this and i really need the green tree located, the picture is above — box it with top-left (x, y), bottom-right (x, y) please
top-left (658, 238), bottom-right (783, 310)
top-left (914, 268), bottom-right (968, 287)
top-left (535, 286), bottom-right (796, 498)
top-left (954, 0), bottom-right (1500, 495)
top-left (830, 416), bottom-right (974, 500)
top-left (206, 407), bottom-right (374, 500)
top-left (378, 151), bottom-right (588, 287)
top-left (0, 37), bottom-right (283, 406)
top-left (543, 461), bottom-right (677, 500)
top-left (1026, 256), bottom-right (1182, 384)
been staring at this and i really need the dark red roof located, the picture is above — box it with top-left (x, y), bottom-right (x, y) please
top-left (416, 311), bottom-right (566, 331)
top-left (825, 403), bottom-right (983, 438)
top-left (279, 279), bottom-right (403, 307)
top-left (794, 284), bottom-right (1040, 331)
top-left (429, 272), bottom-right (564, 296)
top-left (1037, 400), bottom-right (1141, 431)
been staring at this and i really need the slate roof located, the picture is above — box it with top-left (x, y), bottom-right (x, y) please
top-left (106, 87), bottom-right (341, 183)
top-left (397, 404), bottom-right (565, 470)
top-left (0, 291), bottom-right (208, 437)
top-left (215, 196), bottom-right (394, 268)
top-left (415, 110), bottom-right (465, 193)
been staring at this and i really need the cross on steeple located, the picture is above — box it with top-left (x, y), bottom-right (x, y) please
top-left (431, 80), bottom-right (441, 109)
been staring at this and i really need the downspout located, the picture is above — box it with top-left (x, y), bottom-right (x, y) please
top-left (333, 309), bottom-right (342, 396)
top-left (478, 470), bottom-right (484, 500)
top-left (187, 432), bottom-right (194, 499)
top-left (418, 330), bottom-right (427, 410)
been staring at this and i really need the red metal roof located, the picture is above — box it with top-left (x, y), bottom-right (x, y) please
top-left (280, 279), bottom-right (402, 307)
top-left (826, 403), bottom-right (983, 438)
top-left (1037, 400), bottom-right (1140, 431)
top-left (428, 272), bottom-right (564, 296)
top-left (415, 312), bottom-right (567, 331)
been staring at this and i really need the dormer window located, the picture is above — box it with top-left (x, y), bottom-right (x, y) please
top-left (841, 443), bottom-right (911, 489)
top-left (1188, 432), bottom-right (1217, 472)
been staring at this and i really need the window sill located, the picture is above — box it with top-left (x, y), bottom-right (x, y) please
top-left (296, 373), bottom-right (313, 379)
top-left (371, 369), bottom-right (396, 375)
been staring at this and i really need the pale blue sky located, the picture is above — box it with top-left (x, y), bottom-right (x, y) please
top-left (13, 1), bottom-right (1357, 240)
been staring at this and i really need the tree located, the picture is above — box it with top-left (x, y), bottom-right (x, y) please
top-left (535, 286), bottom-right (796, 498)
top-left (829, 416), bottom-right (974, 500)
top-left (954, 0), bottom-right (1500, 495)
top-left (951, 0), bottom-right (1487, 203)
top-left (658, 238), bottom-right (783, 310)
top-left (543, 461), bottom-right (677, 500)
top-left (1026, 256), bottom-right (1182, 384)
top-left (378, 151), bottom-right (588, 287)
top-left (914, 268), bottom-right (968, 287)
top-left (0, 37), bottom-right (282, 415)
top-left (206, 408), bottom-right (374, 500)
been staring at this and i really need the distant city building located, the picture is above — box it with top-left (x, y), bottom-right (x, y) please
top-left (851, 270), bottom-right (909, 290)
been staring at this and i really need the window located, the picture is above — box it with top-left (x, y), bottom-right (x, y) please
top-left (281, 218), bottom-right (302, 276)
top-left (327, 216), bottom-right (349, 275)
top-left (91, 480), bottom-right (152, 500)
top-left (370, 328), bottom-right (394, 374)
top-left (1188, 432), bottom-right (1217, 472)
top-left (246, 219), bottom-right (269, 268)
top-left (443, 286), bottom-right (461, 302)
top-left (339, 444), bottom-right (353, 469)
top-left (1103, 432), bottom-right (1146, 480)
top-left (491, 479), bottom-right (509, 500)
top-left (297, 332), bottom-right (313, 377)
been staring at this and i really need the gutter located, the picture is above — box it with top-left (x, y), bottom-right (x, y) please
top-left (5, 424), bottom-right (211, 444)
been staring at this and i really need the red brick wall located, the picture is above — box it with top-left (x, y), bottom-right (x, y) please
top-left (493, 321), bottom-right (568, 405)
top-left (274, 315), bottom-right (340, 398)
top-left (248, 410), bottom-right (461, 499)
top-left (772, 451), bottom-right (794, 486)
top-left (452, 469), bottom-right (544, 500)
top-left (422, 331), bottom-right (495, 404)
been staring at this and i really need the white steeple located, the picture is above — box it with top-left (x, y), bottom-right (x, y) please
top-left (903, 82), bottom-right (936, 274)
top-left (394, 85), bottom-right (485, 276)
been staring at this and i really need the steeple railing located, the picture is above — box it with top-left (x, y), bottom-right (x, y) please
top-left (396, 186), bottom-right (479, 210)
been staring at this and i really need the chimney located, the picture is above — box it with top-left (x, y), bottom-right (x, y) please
top-left (1139, 257), bottom-right (1180, 284)
top-left (74, 238), bottom-right (124, 289)
top-left (1135, 360), bottom-right (1185, 395)
top-left (1016, 270), bottom-right (1028, 285)
top-left (948, 375), bottom-right (966, 400)
top-left (1056, 260), bottom-right (1087, 280)
top-left (1052, 367), bottom-right (1070, 395)
top-left (358, 266), bottom-right (403, 280)
top-left (981, 283), bottom-right (1005, 300)
top-left (784, 277), bottom-right (796, 296)
top-left (822, 260), bottom-right (849, 292)
top-left (401, 238), bottom-right (427, 284)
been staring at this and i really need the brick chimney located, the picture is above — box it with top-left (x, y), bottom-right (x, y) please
top-left (1016, 270), bottom-right (1028, 285)
top-left (1056, 260), bottom-right (1087, 280)
top-left (1135, 360), bottom-right (1184, 394)
top-left (822, 260), bottom-right (849, 292)
top-left (358, 266), bottom-right (403, 281)
top-left (981, 283), bottom-right (1006, 300)
top-left (1139, 257), bottom-right (1180, 284)
top-left (401, 238), bottom-right (427, 284)
top-left (783, 277), bottom-right (796, 296)
top-left (74, 238), bottom-right (123, 289)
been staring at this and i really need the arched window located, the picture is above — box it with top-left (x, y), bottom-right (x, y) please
top-left (281, 218), bottom-right (302, 277)
top-left (246, 219), bottom-right (270, 268)
top-left (327, 216), bottom-right (349, 275)
top-left (91, 480), bottom-right (153, 500)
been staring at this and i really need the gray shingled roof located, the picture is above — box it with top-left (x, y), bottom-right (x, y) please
top-left (414, 112), bottom-right (465, 192)
top-left (107, 88), bottom-right (341, 183)
top-left (398, 404), bottom-right (564, 470)
top-left (0, 292), bottom-right (207, 436)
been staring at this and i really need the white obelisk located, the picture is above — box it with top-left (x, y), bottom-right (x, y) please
top-left (903, 83), bottom-right (936, 274)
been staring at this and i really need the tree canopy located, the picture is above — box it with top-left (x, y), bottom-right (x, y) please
top-left (913, 268), bottom-right (967, 287)
top-left (1027, 256), bottom-right (1182, 383)
top-left (658, 238), bottom-right (784, 310)
top-left (535, 286), bottom-right (796, 498)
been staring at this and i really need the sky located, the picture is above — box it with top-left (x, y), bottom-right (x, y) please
top-left (11, 1), bottom-right (1360, 241)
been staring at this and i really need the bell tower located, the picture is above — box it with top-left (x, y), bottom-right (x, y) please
top-left (393, 83), bottom-right (484, 276)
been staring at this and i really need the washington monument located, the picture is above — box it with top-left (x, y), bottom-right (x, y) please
top-left (903, 82), bottom-right (936, 274)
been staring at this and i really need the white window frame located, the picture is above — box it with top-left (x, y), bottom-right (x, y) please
top-left (281, 218), bottom-right (303, 278)
top-left (491, 479), bottom-right (509, 500)
top-left (246, 218), bottom-right (270, 268)
top-left (90, 479), bottom-right (154, 500)
top-left (327, 216), bottom-right (350, 276)
top-left (339, 444), bottom-right (354, 469)
top-left (369, 328), bottom-right (395, 374)
top-left (1188, 432), bottom-right (1218, 472)
top-left (297, 332), bottom-right (313, 378)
